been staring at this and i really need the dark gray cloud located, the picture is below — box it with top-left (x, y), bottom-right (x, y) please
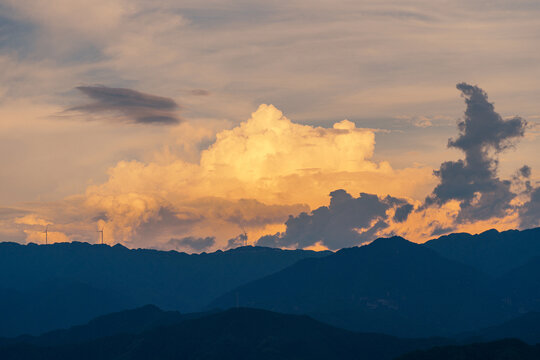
top-left (518, 164), bottom-right (540, 229)
top-left (423, 83), bottom-right (527, 222)
top-left (69, 85), bottom-right (181, 125)
top-left (519, 187), bottom-right (540, 229)
top-left (430, 224), bottom-right (455, 237)
top-left (393, 203), bottom-right (414, 223)
top-left (256, 234), bottom-right (281, 248)
top-left (256, 190), bottom-right (412, 250)
top-left (519, 165), bottom-right (532, 178)
top-left (512, 165), bottom-right (534, 195)
top-left (226, 233), bottom-right (248, 249)
top-left (168, 236), bottom-right (215, 252)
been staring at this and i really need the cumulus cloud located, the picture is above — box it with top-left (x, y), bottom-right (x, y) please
top-left (423, 83), bottom-right (527, 222)
top-left (69, 85), bottom-right (181, 125)
top-left (168, 236), bottom-right (215, 252)
top-left (255, 83), bottom-right (535, 248)
top-left (68, 104), bottom-right (433, 249)
top-left (255, 190), bottom-right (413, 250)
top-left (5, 85), bottom-right (537, 250)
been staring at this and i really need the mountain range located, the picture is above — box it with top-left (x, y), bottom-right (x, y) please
top-left (1, 227), bottom-right (540, 358)
top-left (2, 305), bottom-right (540, 360)
top-left (0, 242), bottom-right (327, 336)
top-left (0, 306), bottom-right (451, 360)
top-left (211, 228), bottom-right (540, 337)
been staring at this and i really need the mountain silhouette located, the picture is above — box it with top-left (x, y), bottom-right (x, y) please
top-left (0, 242), bottom-right (328, 337)
top-left (0, 305), bottom-right (188, 347)
top-left (209, 236), bottom-right (494, 337)
top-left (2, 227), bottom-right (539, 340)
top-left (495, 256), bottom-right (540, 315)
top-left (396, 338), bottom-right (540, 360)
top-left (458, 312), bottom-right (540, 345)
top-left (0, 281), bottom-right (127, 338)
top-left (0, 307), bottom-right (450, 360)
top-left (425, 227), bottom-right (540, 276)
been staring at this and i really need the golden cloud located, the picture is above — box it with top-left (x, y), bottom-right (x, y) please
top-left (78, 104), bottom-right (436, 250)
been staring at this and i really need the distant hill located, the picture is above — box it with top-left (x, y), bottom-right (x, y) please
top-left (0, 307), bottom-right (450, 360)
top-left (495, 256), bottom-right (540, 314)
top-left (458, 312), bottom-right (540, 345)
top-left (0, 305), bottom-right (187, 347)
top-left (4, 304), bottom-right (540, 360)
top-left (209, 236), bottom-right (495, 337)
top-left (0, 281), bottom-right (127, 338)
top-left (425, 227), bottom-right (540, 276)
top-left (3, 227), bottom-right (540, 340)
top-left (0, 242), bottom-right (328, 337)
top-left (396, 338), bottom-right (540, 360)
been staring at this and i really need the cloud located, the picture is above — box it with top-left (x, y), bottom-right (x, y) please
top-left (255, 190), bottom-right (412, 250)
top-left (188, 89), bottom-right (210, 96)
top-left (0, 207), bottom-right (28, 220)
top-left (168, 236), bottom-right (215, 252)
top-left (226, 233), bottom-right (248, 249)
top-left (3, 84), bottom-right (535, 250)
top-left (519, 165), bottom-right (532, 179)
top-left (393, 203), bottom-right (414, 222)
top-left (423, 83), bottom-right (527, 222)
top-left (0, 207), bottom-right (30, 242)
top-left (69, 85), bottom-right (181, 125)
top-left (429, 224), bottom-right (455, 236)
top-left (62, 104), bottom-right (433, 249)
top-left (519, 187), bottom-right (540, 229)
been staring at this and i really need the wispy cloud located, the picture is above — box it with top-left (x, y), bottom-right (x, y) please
top-left (68, 85), bottom-right (181, 125)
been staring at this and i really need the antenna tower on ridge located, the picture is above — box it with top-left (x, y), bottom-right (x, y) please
top-left (240, 225), bottom-right (248, 246)
top-left (97, 228), bottom-right (104, 244)
top-left (43, 225), bottom-right (48, 245)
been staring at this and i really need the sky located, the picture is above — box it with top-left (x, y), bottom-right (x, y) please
top-left (1, 0), bottom-right (539, 252)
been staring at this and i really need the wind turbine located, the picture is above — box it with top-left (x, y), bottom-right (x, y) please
top-left (43, 225), bottom-right (48, 245)
top-left (240, 225), bottom-right (248, 247)
top-left (97, 228), bottom-right (104, 244)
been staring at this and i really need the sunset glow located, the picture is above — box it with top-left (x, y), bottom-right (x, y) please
top-left (1, 0), bottom-right (539, 252)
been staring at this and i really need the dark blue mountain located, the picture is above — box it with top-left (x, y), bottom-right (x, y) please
top-left (458, 312), bottom-right (540, 345)
top-left (0, 307), bottom-right (451, 360)
top-left (3, 227), bottom-right (539, 341)
top-left (495, 256), bottom-right (540, 314)
top-left (0, 242), bottom-right (329, 337)
top-left (396, 338), bottom-right (540, 360)
top-left (425, 227), bottom-right (540, 276)
top-left (209, 236), bottom-right (495, 337)
top-left (0, 304), bottom-right (186, 347)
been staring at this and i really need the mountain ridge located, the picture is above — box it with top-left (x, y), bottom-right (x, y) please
top-left (0, 307), bottom-right (451, 360)
top-left (0, 242), bottom-right (329, 337)
top-left (209, 236), bottom-right (494, 337)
